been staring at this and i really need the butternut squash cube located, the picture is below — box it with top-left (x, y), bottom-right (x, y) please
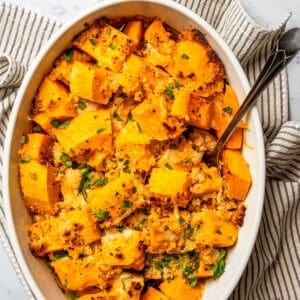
top-left (20, 133), bottom-right (52, 161)
top-left (141, 287), bottom-right (169, 300)
top-left (49, 49), bottom-right (93, 85)
top-left (132, 97), bottom-right (169, 141)
top-left (34, 77), bottom-right (69, 112)
top-left (221, 149), bottom-right (252, 201)
top-left (78, 272), bottom-right (144, 300)
top-left (73, 23), bottom-right (132, 72)
top-left (159, 276), bottom-right (204, 300)
top-left (28, 208), bottom-right (100, 256)
top-left (115, 121), bottom-right (151, 147)
top-left (167, 38), bottom-right (223, 88)
top-left (188, 93), bottom-right (213, 129)
top-left (101, 229), bottom-right (144, 270)
top-left (143, 19), bottom-right (175, 68)
top-left (51, 250), bottom-right (121, 291)
top-left (116, 143), bottom-right (154, 172)
top-left (191, 210), bottom-right (238, 247)
top-left (171, 87), bottom-right (190, 117)
top-left (149, 168), bottom-right (189, 204)
top-left (87, 173), bottom-right (144, 228)
top-left (54, 109), bottom-right (112, 158)
top-left (124, 20), bottom-right (143, 45)
top-left (191, 165), bottom-right (222, 196)
top-left (19, 160), bottom-right (59, 214)
top-left (70, 61), bottom-right (112, 105)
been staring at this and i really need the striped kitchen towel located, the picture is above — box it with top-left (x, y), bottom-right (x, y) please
top-left (0, 0), bottom-right (299, 299)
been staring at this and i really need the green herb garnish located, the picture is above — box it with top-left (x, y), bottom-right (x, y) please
top-left (53, 251), bottom-right (69, 261)
top-left (97, 128), bottom-right (105, 134)
top-left (165, 162), bottom-right (173, 170)
top-left (213, 249), bottom-right (226, 279)
top-left (89, 38), bottom-right (96, 45)
top-left (109, 43), bottom-right (117, 50)
top-left (188, 277), bottom-right (198, 287)
top-left (164, 84), bottom-right (175, 100)
top-left (93, 210), bottom-right (110, 220)
top-left (51, 119), bottom-right (70, 129)
top-left (178, 216), bottom-right (185, 224)
top-left (181, 53), bottom-right (190, 60)
top-left (20, 156), bottom-right (30, 163)
top-left (121, 198), bottom-right (133, 209)
top-left (223, 106), bottom-right (233, 115)
top-left (113, 111), bottom-right (123, 122)
top-left (78, 101), bottom-right (87, 110)
top-left (136, 218), bottom-right (147, 230)
top-left (64, 49), bottom-right (74, 62)
top-left (93, 176), bottom-right (108, 187)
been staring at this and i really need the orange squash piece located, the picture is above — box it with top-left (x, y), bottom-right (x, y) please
top-left (19, 160), bottom-right (59, 214)
top-left (159, 276), bottom-right (204, 300)
top-left (74, 23), bottom-right (133, 72)
top-left (221, 149), bottom-right (252, 201)
top-left (70, 61), bottom-right (112, 105)
top-left (191, 210), bottom-right (238, 247)
top-left (141, 287), bottom-right (169, 300)
top-left (20, 133), bottom-right (52, 162)
top-left (124, 20), bottom-right (143, 44)
top-left (188, 92), bottom-right (213, 129)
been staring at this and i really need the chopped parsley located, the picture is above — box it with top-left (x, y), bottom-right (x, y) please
top-left (188, 277), bottom-right (198, 287)
top-left (53, 251), bottom-right (69, 261)
top-left (136, 218), bottom-right (147, 230)
top-left (132, 186), bottom-right (137, 194)
top-left (121, 198), bottom-right (133, 209)
top-left (96, 128), bottom-right (105, 134)
top-left (32, 125), bottom-right (42, 132)
top-left (109, 43), bottom-right (117, 50)
top-left (107, 27), bottom-right (112, 36)
top-left (78, 166), bottom-right (94, 200)
top-left (123, 165), bottom-right (131, 174)
top-left (164, 84), bottom-right (175, 100)
top-left (70, 291), bottom-right (78, 300)
top-left (213, 249), bottom-right (226, 279)
top-left (60, 153), bottom-right (69, 162)
top-left (223, 106), bottom-right (233, 115)
top-left (21, 135), bottom-right (29, 144)
top-left (64, 48), bottom-right (74, 62)
top-left (136, 122), bottom-right (142, 133)
top-left (178, 216), bottom-right (185, 224)
top-left (93, 210), bottom-right (110, 220)
top-left (181, 53), bottom-right (190, 60)
top-left (20, 156), bottom-right (30, 163)
top-left (51, 119), bottom-right (70, 129)
top-left (78, 101), bottom-right (87, 110)
top-left (165, 162), bottom-right (173, 170)
top-left (119, 92), bottom-right (127, 99)
top-left (93, 176), bottom-right (108, 187)
top-left (184, 225), bottom-right (193, 239)
top-left (89, 38), bottom-right (96, 45)
top-left (183, 266), bottom-right (194, 277)
top-left (60, 153), bottom-right (72, 168)
top-left (116, 226), bottom-right (124, 233)
top-left (140, 40), bottom-right (148, 46)
top-left (113, 111), bottom-right (123, 122)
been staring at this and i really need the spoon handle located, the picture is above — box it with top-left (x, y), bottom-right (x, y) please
top-left (215, 28), bottom-right (300, 152)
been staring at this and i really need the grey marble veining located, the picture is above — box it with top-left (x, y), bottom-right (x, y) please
top-left (0, 0), bottom-right (299, 299)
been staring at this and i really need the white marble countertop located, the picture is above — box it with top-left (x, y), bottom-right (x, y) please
top-left (0, 0), bottom-right (299, 299)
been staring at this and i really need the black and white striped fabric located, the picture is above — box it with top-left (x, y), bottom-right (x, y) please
top-left (0, 1), bottom-right (299, 299)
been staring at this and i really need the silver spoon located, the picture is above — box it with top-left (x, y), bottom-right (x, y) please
top-left (204, 28), bottom-right (300, 169)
